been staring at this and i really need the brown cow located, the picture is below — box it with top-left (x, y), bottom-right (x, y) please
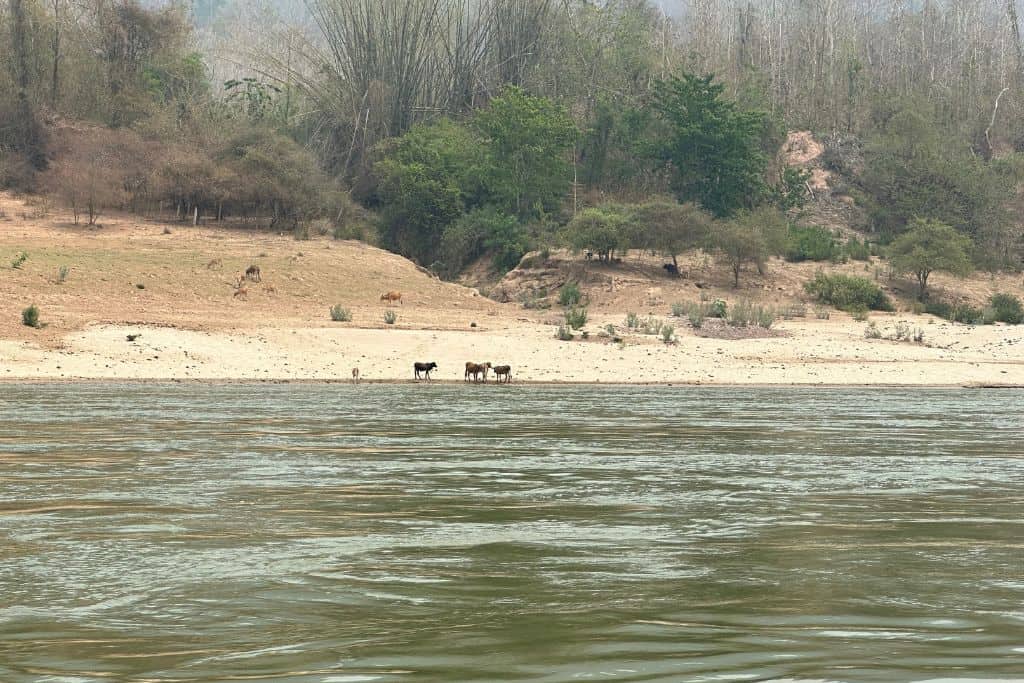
top-left (380, 291), bottom-right (403, 305)
top-left (464, 361), bottom-right (491, 382)
top-left (492, 365), bottom-right (512, 383)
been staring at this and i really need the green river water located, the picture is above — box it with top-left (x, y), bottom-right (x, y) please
top-left (0, 384), bottom-right (1022, 682)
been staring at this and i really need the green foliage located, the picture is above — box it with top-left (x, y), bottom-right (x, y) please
top-left (727, 300), bottom-right (776, 328)
top-left (924, 299), bottom-right (985, 324)
top-left (651, 72), bottom-right (769, 217)
top-left (844, 236), bottom-right (871, 261)
top-left (21, 304), bottom-right (39, 328)
top-left (709, 299), bottom-right (728, 318)
top-left (771, 167), bottom-right (811, 211)
top-left (660, 324), bottom-right (675, 342)
top-left (565, 307), bottom-right (588, 330)
top-left (804, 272), bottom-right (895, 312)
top-left (330, 305), bottom-right (352, 322)
top-left (555, 325), bottom-right (574, 341)
top-left (625, 312), bottom-right (639, 329)
top-left (989, 293), bottom-right (1023, 324)
top-left (439, 208), bottom-right (524, 276)
top-left (631, 199), bottom-right (710, 264)
top-left (860, 106), bottom-right (1014, 260)
top-left (384, 310), bottom-right (397, 325)
top-left (57, 265), bottom-right (69, 283)
top-left (785, 225), bottom-right (838, 262)
top-left (671, 302), bottom-right (686, 317)
top-left (11, 252), bottom-right (27, 269)
top-left (472, 87), bottom-right (577, 219)
top-left (889, 218), bottom-right (973, 301)
top-left (712, 206), bottom-right (787, 286)
top-left (565, 206), bottom-right (629, 262)
top-left (558, 282), bottom-right (582, 307)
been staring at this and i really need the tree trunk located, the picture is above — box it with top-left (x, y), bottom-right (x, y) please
top-left (917, 270), bottom-right (930, 301)
top-left (10, 0), bottom-right (47, 169)
top-left (50, 0), bottom-right (61, 108)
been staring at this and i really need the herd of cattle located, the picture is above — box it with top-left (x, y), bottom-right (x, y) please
top-left (410, 361), bottom-right (511, 383)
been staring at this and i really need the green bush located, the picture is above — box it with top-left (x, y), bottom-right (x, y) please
top-left (727, 300), bottom-right (775, 328)
top-left (559, 282), bottom-right (582, 307)
top-left (625, 312), bottom-right (639, 329)
top-left (785, 225), bottom-right (838, 262)
top-left (22, 305), bottom-right (39, 328)
top-left (661, 324), bottom-right (675, 342)
top-left (330, 305), bottom-right (352, 322)
top-left (11, 252), bottom-right (27, 269)
top-left (850, 305), bottom-right (870, 321)
top-left (565, 307), bottom-right (588, 330)
top-left (989, 293), bottom-right (1023, 324)
top-left (384, 310), bottom-right (397, 325)
top-left (671, 302), bottom-right (686, 317)
top-left (845, 237), bottom-right (870, 261)
top-left (709, 299), bottom-right (727, 318)
top-left (555, 325), bottom-right (574, 341)
top-left (57, 265), bottom-right (69, 283)
top-left (925, 300), bottom-right (985, 324)
top-left (688, 305), bottom-right (705, 329)
top-left (804, 272), bottom-right (894, 312)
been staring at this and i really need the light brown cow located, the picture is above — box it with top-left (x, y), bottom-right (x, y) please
top-left (464, 361), bottom-right (491, 382)
top-left (380, 291), bottom-right (403, 305)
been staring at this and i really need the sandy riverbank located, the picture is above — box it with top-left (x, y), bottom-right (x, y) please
top-left (2, 192), bottom-right (1023, 386)
top-left (2, 315), bottom-right (1022, 385)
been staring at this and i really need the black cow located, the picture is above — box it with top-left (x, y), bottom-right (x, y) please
top-left (662, 263), bottom-right (679, 277)
top-left (414, 361), bottom-right (438, 381)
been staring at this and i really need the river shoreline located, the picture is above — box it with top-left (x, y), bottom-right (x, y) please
top-left (2, 319), bottom-right (1023, 387)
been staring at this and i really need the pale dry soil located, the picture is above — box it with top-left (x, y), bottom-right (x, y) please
top-left (2, 192), bottom-right (1023, 385)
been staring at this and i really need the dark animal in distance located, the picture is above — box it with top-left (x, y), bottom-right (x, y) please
top-left (414, 361), bottom-right (437, 380)
top-left (351, 367), bottom-right (360, 383)
top-left (584, 250), bottom-right (593, 261)
top-left (662, 263), bottom-right (679, 277)
top-left (245, 265), bottom-right (261, 282)
top-left (492, 365), bottom-right (512, 383)
top-left (464, 361), bottom-right (491, 382)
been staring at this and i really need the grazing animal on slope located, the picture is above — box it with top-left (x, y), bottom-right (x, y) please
top-left (245, 265), bottom-right (261, 282)
top-left (492, 365), bottom-right (512, 383)
top-left (414, 361), bottom-right (438, 381)
top-left (380, 290), bottom-right (403, 305)
top-left (464, 361), bottom-right (491, 382)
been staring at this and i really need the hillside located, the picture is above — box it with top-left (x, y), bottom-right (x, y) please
top-left (1, 191), bottom-right (1023, 385)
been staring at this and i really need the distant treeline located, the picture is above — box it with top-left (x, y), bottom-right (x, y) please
top-left (1, 0), bottom-right (1022, 275)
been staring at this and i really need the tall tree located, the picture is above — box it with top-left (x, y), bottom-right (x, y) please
top-left (651, 72), bottom-right (768, 217)
top-left (9, 0), bottom-right (47, 169)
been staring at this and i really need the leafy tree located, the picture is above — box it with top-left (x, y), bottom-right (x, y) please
top-left (651, 72), bottom-right (769, 217)
top-left (565, 206), bottom-right (630, 262)
top-left (373, 119), bottom-right (486, 264)
top-left (473, 87), bottom-right (577, 218)
top-left (439, 208), bottom-right (525, 276)
top-left (890, 218), bottom-right (974, 301)
top-left (711, 206), bottom-right (787, 286)
top-left (632, 199), bottom-right (711, 268)
top-left (860, 107), bottom-right (1013, 252)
